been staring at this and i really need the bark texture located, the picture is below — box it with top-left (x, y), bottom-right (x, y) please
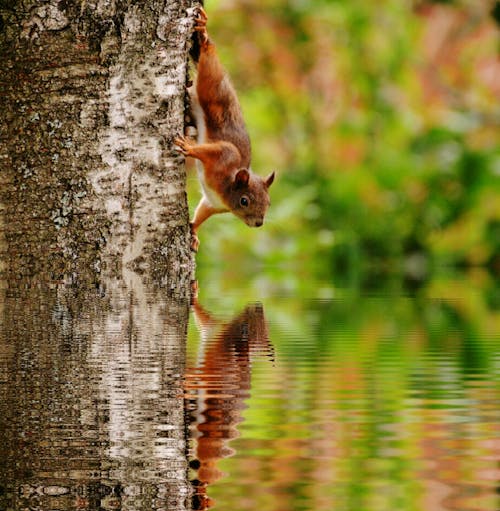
top-left (0, 0), bottom-right (195, 286)
top-left (0, 273), bottom-right (192, 510)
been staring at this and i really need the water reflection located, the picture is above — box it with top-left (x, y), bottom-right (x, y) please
top-left (184, 294), bottom-right (273, 510)
top-left (0, 273), bottom-right (191, 510)
top-left (0, 270), bottom-right (498, 511)
top-left (195, 281), bottom-right (499, 511)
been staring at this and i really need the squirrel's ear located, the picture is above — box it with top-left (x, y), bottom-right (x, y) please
top-left (234, 169), bottom-right (250, 188)
top-left (265, 171), bottom-right (275, 188)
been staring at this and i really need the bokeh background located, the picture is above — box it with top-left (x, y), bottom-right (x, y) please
top-left (187, 0), bottom-right (499, 283)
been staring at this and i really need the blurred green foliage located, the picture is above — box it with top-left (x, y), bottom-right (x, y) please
top-left (190, 0), bottom-right (499, 279)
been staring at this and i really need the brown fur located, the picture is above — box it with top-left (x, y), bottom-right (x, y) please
top-left (175, 7), bottom-right (275, 252)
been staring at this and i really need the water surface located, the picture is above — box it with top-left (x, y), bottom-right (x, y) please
top-left (0, 271), bottom-right (498, 511)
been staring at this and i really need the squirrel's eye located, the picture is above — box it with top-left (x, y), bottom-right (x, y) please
top-left (240, 196), bottom-right (249, 207)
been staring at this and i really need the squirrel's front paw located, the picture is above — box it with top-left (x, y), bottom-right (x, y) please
top-left (190, 234), bottom-right (200, 252)
top-left (189, 223), bottom-right (200, 252)
top-left (174, 135), bottom-right (193, 156)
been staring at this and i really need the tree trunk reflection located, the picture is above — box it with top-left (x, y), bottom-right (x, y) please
top-left (0, 271), bottom-right (191, 510)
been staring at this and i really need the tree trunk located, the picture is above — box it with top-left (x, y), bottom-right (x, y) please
top-left (0, 0), bottom-right (195, 286)
top-left (0, 3), bottom-right (197, 507)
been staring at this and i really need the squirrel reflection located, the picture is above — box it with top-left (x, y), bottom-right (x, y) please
top-left (185, 291), bottom-right (273, 510)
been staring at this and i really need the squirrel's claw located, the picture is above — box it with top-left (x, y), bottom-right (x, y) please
top-left (195, 6), bottom-right (208, 24)
top-left (194, 7), bottom-right (209, 45)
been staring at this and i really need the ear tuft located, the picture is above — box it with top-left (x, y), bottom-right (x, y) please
top-left (234, 169), bottom-right (250, 188)
top-left (265, 171), bottom-right (275, 188)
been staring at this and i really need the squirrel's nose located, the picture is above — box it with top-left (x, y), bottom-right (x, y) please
top-left (255, 219), bottom-right (263, 227)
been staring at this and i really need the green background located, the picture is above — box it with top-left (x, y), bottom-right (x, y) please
top-left (189, 0), bottom-right (499, 282)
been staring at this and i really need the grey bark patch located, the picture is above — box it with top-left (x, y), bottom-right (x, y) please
top-left (0, 0), bottom-right (196, 288)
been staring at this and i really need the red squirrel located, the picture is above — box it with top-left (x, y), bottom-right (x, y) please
top-left (175, 7), bottom-right (275, 252)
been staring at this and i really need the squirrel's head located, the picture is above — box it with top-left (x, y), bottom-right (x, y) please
top-left (229, 168), bottom-right (275, 228)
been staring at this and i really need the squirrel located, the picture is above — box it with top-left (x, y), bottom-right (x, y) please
top-left (175, 7), bottom-right (275, 252)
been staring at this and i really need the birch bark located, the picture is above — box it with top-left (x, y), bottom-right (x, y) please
top-left (0, 0), bottom-right (195, 285)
